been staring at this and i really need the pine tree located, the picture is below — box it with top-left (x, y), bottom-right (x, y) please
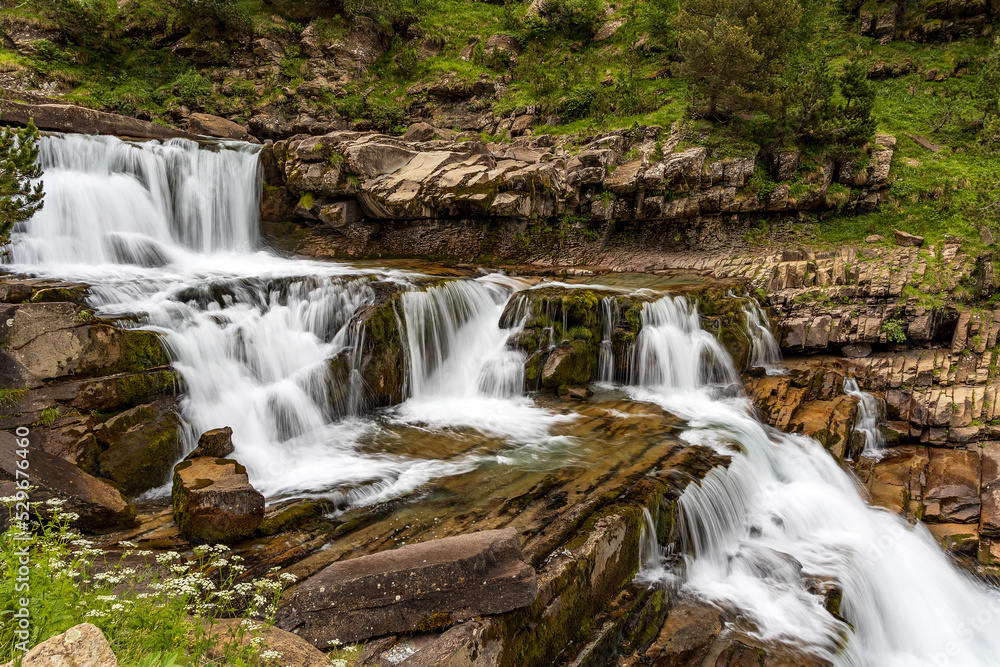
top-left (0, 120), bottom-right (45, 243)
top-left (677, 0), bottom-right (804, 119)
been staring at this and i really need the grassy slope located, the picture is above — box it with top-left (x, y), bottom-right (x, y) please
top-left (0, 0), bottom-right (998, 255)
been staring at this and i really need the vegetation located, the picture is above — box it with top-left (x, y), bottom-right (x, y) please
top-left (0, 120), bottom-right (44, 243)
top-left (0, 500), bottom-right (357, 666)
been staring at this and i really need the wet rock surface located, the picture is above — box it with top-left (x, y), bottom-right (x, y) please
top-left (172, 457), bottom-right (265, 544)
top-left (279, 527), bottom-right (537, 644)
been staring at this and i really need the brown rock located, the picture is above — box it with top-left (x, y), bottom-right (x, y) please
top-left (0, 623), bottom-right (117, 667)
top-left (644, 598), bottom-right (721, 666)
top-left (172, 457), bottom-right (264, 544)
top-left (484, 34), bottom-right (522, 57)
top-left (278, 527), bottom-right (537, 645)
top-left (317, 200), bottom-right (362, 229)
top-left (923, 448), bottom-right (980, 523)
top-left (894, 229), bottom-right (924, 247)
top-left (841, 343), bottom-right (872, 358)
top-left (0, 99), bottom-right (192, 141)
top-left (202, 618), bottom-right (328, 667)
top-left (187, 113), bottom-right (256, 142)
top-left (980, 442), bottom-right (1000, 537)
top-left (188, 426), bottom-right (235, 459)
top-left (0, 431), bottom-right (135, 532)
top-left (403, 122), bottom-right (441, 142)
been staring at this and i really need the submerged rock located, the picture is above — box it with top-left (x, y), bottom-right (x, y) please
top-left (278, 527), bottom-right (538, 645)
top-left (0, 431), bottom-right (135, 532)
top-left (172, 457), bottom-right (264, 544)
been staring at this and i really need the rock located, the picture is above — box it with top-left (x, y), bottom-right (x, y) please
top-left (541, 340), bottom-right (596, 388)
top-left (865, 234), bottom-right (886, 243)
top-left (278, 527), bottom-right (537, 645)
top-left (923, 448), bottom-right (980, 524)
top-left (202, 618), bottom-right (328, 667)
top-left (894, 229), bottom-right (925, 247)
top-left (484, 34), bottom-right (522, 57)
top-left (252, 37), bottom-right (285, 62)
top-left (403, 122), bottom-right (441, 142)
top-left (594, 18), bottom-right (627, 41)
top-left (0, 99), bottom-right (192, 141)
top-left (33, 414), bottom-right (100, 472)
top-left (172, 457), bottom-right (264, 544)
top-left (770, 150), bottom-right (800, 181)
top-left (841, 343), bottom-right (872, 358)
top-left (0, 623), bottom-right (117, 667)
top-left (0, 432), bottom-right (135, 532)
top-left (644, 598), bottom-right (721, 666)
top-left (980, 442), bottom-right (1000, 537)
top-left (317, 200), bottom-right (362, 229)
top-left (564, 385), bottom-right (593, 400)
top-left (249, 114), bottom-right (293, 141)
top-left (187, 426), bottom-right (235, 459)
top-left (187, 113), bottom-right (256, 143)
top-left (511, 115), bottom-right (536, 135)
top-left (96, 401), bottom-right (182, 497)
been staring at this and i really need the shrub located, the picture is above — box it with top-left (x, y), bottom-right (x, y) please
top-left (540, 0), bottom-right (604, 35)
top-left (35, 0), bottom-right (124, 49)
top-left (0, 501), bottom-right (303, 666)
top-left (881, 319), bottom-right (906, 343)
top-left (174, 0), bottom-right (252, 36)
top-left (0, 120), bottom-right (44, 243)
top-left (171, 71), bottom-right (213, 107)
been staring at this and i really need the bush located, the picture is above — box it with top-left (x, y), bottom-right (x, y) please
top-left (0, 120), bottom-right (44, 243)
top-left (35, 0), bottom-right (123, 49)
top-left (560, 84), bottom-right (603, 121)
top-left (171, 71), bottom-right (213, 107)
top-left (0, 501), bottom-right (305, 666)
top-left (368, 98), bottom-right (406, 131)
top-left (174, 0), bottom-right (252, 36)
top-left (542, 0), bottom-right (604, 35)
top-left (789, 58), bottom-right (875, 146)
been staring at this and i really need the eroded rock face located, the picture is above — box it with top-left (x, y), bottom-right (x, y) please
top-left (0, 623), bottom-right (118, 667)
top-left (279, 528), bottom-right (537, 645)
top-left (187, 112), bottom-right (257, 142)
top-left (0, 99), bottom-right (192, 141)
top-left (0, 431), bottom-right (135, 532)
top-left (172, 457), bottom-right (264, 544)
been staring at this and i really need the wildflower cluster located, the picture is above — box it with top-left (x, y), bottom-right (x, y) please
top-left (0, 501), bottom-right (304, 667)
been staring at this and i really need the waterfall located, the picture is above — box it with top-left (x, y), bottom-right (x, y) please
top-left (636, 507), bottom-right (675, 589)
top-left (11, 134), bottom-right (261, 267)
top-left (743, 299), bottom-right (784, 374)
top-left (628, 295), bottom-right (1000, 666)
top-left (844, 377), bottom-right (886, 459)
top-left (597, 296), bottom-right (619, 383)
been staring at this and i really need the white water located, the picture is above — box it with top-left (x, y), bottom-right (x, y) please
top-left (743, 298), bottom-right (785, 374)
top-left (628, 296), bottom-right (1000, 667)
top-left (10, 133), bottom-right (1000, 665)
top-left (5, 134), bottom-right (562, 501)
top-left (844, 377), bottom-right (886, 460)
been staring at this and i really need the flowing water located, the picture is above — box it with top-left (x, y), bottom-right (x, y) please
top-left (844, 377), bottom-right (887, 459)
top-left (8, 133), bottom-right (1000, 666)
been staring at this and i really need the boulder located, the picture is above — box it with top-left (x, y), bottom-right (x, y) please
top-left (644, 599), bottom-right (722, 666)
top-left (202, 618), bottom-right (328, 667)
top-left (172, 457), bottom-right (264, 544)
top-left (187, 113), bottom-right (256, 143)
top-left (403, 122), bottom-right (442, 142)
top-left (96, 401), bottom-right (182, 496)
top-left (317, 200), bottom-right (362, 229)
top-left (278, 527), bottom-right (537, 645)
top-left (187, 426), bottom-right (235, 460)
top-left (923, 448), bottom-right (981, 523)
top-left (894, 229), bottom-right (924, 247)
top-left (0, 99), bottom-right (192, 141)
top-left (0, 432), bottom-right (135, 532)
top-left (33, 414), bottom-right (100, 472)
top-left (0, 623), bottom-right (117, 667)
top-left (541, 340), bottom-right (596, 388)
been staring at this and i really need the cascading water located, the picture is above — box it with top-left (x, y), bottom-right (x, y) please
top-left (597, 296), bottom-right (620, 383)
top-left (628, 295), bottom-right (1000, 666)
top-left (743, 298), bottom-right (785, 374)
top-left (844, 377), bottom-right (887, 459)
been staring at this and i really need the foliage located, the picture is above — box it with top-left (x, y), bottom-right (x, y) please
top-left (788, 57), bottom-right (875, 145)
top-left (34, 0), bottom-right (124, 50)
top-left (881, 319), bottom-right (906, 343)
top-left (0, 503), bottom-right (303, 666)
top-left (0, 120), bottom-right (44, 244)
top-left (174, 0), bottom-right (252, 36)
top-left (977, 39), bottom-right (1000, 147)
top-left (676, 0), bottom-right (803, 118)
top-left (537, 0), bottom-right (604, 36)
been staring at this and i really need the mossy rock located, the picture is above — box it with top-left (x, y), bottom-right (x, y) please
top-left (172, 457), bottom-right (264, 544)
top-left (97, 404), bottom-right (182, 496)
top-left (541, 340), bottom-right (597, 388)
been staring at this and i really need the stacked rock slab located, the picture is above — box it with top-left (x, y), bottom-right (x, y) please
top-left (172, 457), bottom-right (264, 544)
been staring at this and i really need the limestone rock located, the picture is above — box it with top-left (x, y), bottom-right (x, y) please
top-left (278, 527), bottom-right (537, 645)
top-left (187, 426), bottom-right (235, 460)
top-left (202, 618), bottom-right (328, 667)
top-left (0, 99), bottom-right (191, 141)
top-left (0, 432), bottom-right (135, 532)
top-left (172, 457), bottom-right (264, 544)
top-left (187, 113), bottom-right (256, 143)
top-left (0, 623), bottom-right (117, 667)
top-left (894, 229), bottom-right (924, 247)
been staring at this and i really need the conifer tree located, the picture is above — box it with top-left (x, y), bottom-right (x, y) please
top-left (0, 120), bottom-right (44, 243)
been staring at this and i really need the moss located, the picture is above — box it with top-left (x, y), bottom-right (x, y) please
top-left (30, 285), bottom-right (90, 304)
top-left (113, 328), bottom-right (171, 372)
top-left (0, 387), bottom-right (29, 407)
top-left (258, 499), bottom-right (326, 536)
top-left (414, 611), bottom-right (454, 633)
top-left (98, 410), bottom-right (182, 496)
top-left (541, 340), bottom-right (597, 388)
top-left (114, 369), bottom-right (178, 409)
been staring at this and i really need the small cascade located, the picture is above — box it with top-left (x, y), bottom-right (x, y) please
top-left (635, 507), bottom-right (675, 588)
top-left (628, 294), bottom-right (1000, 666)
top-left (11, 134), bottom-right (260, 266)
top-left (629, 296), bottom-right (739, 391)
top-left (844, 377), bottom-right (886, 459)
top-left (393, 276), bottom-right (573, 440)
top-left (743, 299), bottom-right (784, 374)
top-left (597, 296), bottom-right (620, 383)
